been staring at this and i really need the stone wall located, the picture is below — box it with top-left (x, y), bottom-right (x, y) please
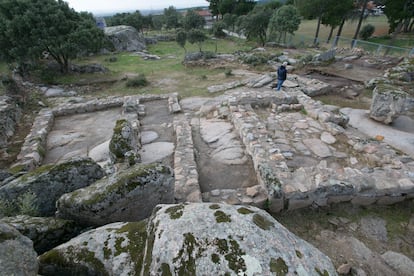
top-left (173, 116), bottom-right (202, 203)
top-left (225, 89), bottom-right (414, 212)
top-left (0, 96), bottom-right (21, 149)
top-left (13, 94), bottom-right (169, 171)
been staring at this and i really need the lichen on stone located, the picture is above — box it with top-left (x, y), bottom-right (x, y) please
top-left (211, 253), bottom-right (220, 264)
top-left (115, 221), bottom-right (148, 274)
top-left (214, 210), bottom-right (231, 223)
top-left (252, 214), bottom-right (273, 230)
top-left (39, 247), bottom-right (108, 275)
top-left (258, 164), bottom-right (282, 197)
top-left (237, 207), bottom-right (254, 215)
top-left (315, 267), bottom-right (330, 276)
top-left (173, 233), bottom-right (198, 275)
top-left (224, 239), bottom-right (246, 274)
top-left (270, 257), bottom-right (288, 275)
top-left (209, 204), bottom-right (221, 210)
top-left (165, 204), bottom-right (185, 220)
top-left (295, 250), bottom-right (303, 259)
top-left (159, 263), bottom-right (172, 276)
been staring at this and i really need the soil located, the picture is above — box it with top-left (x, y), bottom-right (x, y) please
top-left (273, 201), bottom-right (414, 269)
top-left (192, 124), bottom-right (258, 192)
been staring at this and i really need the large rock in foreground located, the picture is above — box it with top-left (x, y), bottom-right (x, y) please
top-left (0, 157), bottom-right (105, 216)
top-left (104, 25), bottom-right (146, 52)
top-left (0, 215), bottom-right (81, 254)
top-left (57, 163), bottom-right (174, 226)
top-left (40, 203), bottom-right (337, 275)
top-left (369, 84), bottom-right (408, 124)
top-left (109, 118), bottom-right (141, 164)
top-left (0, 222), bottom-right (38, 275)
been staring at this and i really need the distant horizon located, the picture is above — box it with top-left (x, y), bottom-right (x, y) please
top-left (65, 1), bottom-right (210, 16)
top-left (93, 6), bottom-right (207, 17)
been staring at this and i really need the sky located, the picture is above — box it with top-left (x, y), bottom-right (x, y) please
top-left (64, 0), bottom-right (210, 14)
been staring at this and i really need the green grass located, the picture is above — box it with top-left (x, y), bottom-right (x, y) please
top-left (296, 15), bottom-right (390, 41)
top-left (51, 37), bottom-right (257, 98)
top-left (368, 34), bottom-right (414, 48)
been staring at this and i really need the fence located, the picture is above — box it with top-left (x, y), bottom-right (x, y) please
top-left (277, 34), bottom-right (414, 58)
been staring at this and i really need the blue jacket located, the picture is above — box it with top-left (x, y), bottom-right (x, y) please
top-left (277, 66), bottom-right (287, 81)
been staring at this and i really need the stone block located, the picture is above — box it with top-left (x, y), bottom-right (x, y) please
top-left (268, 198), bottom-right (284, 213)
top-left (288, 198), bottom-right (313, 210)
top-left (327, 195), bottom-right (353, 204)
top-left (351, 196), bottom-right (377, 206)
top-left (376, 196), bottom-right (406, 205)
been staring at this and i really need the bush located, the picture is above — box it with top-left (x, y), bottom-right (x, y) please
top-left (17, 191), bottom-right (39, 216)
top-left (240, 53), bottom-right (270, 66)
top-left (359, 24), bottom-right (375, 40)
top-left (202, 51), bottom-right (216, 60)
top-left (0, 190), bottom-right (39, 217)
top-left (126, 74), bottom-right (149, 87)
top-left (224, 68), bottom-right (233, 77)
top-left (212, 21), bottom-right (226, 38)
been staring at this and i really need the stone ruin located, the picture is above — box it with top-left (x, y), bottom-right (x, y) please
top-left (7, 73), bottom-right (414, 214)
top-left (1, 56), bottom-right (414, 275)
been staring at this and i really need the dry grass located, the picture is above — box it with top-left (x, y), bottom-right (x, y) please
top-left (295, 15), bottom-right (390, 46)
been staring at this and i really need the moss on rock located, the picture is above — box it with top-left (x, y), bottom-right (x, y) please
top-left (209, 204), bottom-right (221, 210)
top-left (237, 207), bottom-right (254, 215)
top-left (270, 257), bottom-right (288, 275)
top-left (165, 204), bottom-right (185, 220)
top-left (115, 221), bottom-right (148, 274)
top-left (253, 214), bottom-right (273, 230)
top-left (214, 210), bottom-right (232, 223)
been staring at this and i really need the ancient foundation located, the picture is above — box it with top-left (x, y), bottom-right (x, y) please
top-left (13, 83), bottom-right (414, 212)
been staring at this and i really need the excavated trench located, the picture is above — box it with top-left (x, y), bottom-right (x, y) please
top-left (43, 107), bottom-right (124, 164)
top-left (43, 99), bottom-right (175, 168)
top-left (191, 121), bottom-right (258, 195)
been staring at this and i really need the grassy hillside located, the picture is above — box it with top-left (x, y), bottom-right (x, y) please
top-left (295, 15), bottom-right (389, 42)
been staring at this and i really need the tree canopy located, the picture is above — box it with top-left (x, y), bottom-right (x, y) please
top-left (183, 10), bottom-right (206, 31)
top-left (207, 0), bottom-right (256, 18)
top-left (164, 6), bottom-right (183, 29)
top-left (238, 5), bottom-right (273, 46)
top-left (187, 29), bottom-right (208, 52)
top-left (106, 11), bottom-right (146, 33)
top-left (0, 0), bottom-right (105, 73)
top-left (268, 5), bottom-right (301, 43)
top-left (384, 0), bottom-right (414, 33)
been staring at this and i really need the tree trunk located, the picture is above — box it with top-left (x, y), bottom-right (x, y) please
top-left (409, 18), bottom-right (414, 32)
top-left (333, 18), bottom-right (346, 47)
top-left (352, 0), bottom-right (368, 48)
top-left (327, 26), bottom-right (335, 43)
top-left (403, 18), bottom-right (410, 32)
top-left (314, 16), bottom-right (321, 46)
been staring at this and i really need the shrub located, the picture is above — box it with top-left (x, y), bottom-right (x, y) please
top-left (240, 53), bottom-right (269, 66)
top-left (224, 68), bottom-right (233, 77)
top-left (0, 190), bottom-right (39, 217)
top-left (202, 51), bottom-right (216, 60)
top-left (212, 21), bottom-right (226, 38)
top-left (0, 198), bottom-right (16, 217)
top-left (359, 24), bottom-right (375, 40)
top-left (17, 191), bottom-right (39, 216)
top-left (126, 74), bottom-right (148, 87)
